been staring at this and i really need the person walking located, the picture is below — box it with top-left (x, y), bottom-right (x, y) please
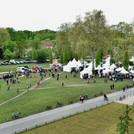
top-left (7, 85), bottom-right (10, 91)
top-left (27, 86), bottom-right (29, 91)
top-left (123, 86), bottom-right (125, 92)
top-left (112, 84), bottom-right (114, 89)
top-left (110, 84), bottom-right (113, 90)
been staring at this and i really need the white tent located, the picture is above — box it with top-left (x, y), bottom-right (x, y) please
top-left (109, 64), bottom-right (116, 70)
top-left (102, 68), bottom-right (113, 75)
top-left (119, 68), bottom-right (129, 74)
top-left (63, 58), bottom-right (83, 72)
top-left (80, 68), bottom-right (92, 78)
top-left (130, 70), bottom-right (134, 74)
top-left (115, 67), bottom-right (124, 72)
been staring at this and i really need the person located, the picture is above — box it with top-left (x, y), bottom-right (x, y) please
top-left (27, 86), bottom-right (29, 91)
top-left (123, 86), bottom-right (125, 92)
top-left (112, 84), bottom-right (114, 89)
top-left (7, 85), bottom-right (10, 91)
top-left (65, 75), bottom-right (67, 79)
top-left (104, 94), bottom-right (108, 101)
top-left (110, 84), bottom-right (113, 90)
top-left (62, 83), bottom-right (64, 87)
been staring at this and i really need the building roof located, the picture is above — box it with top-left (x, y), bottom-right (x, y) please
top-left (40, 42), bottom-right (55, 47)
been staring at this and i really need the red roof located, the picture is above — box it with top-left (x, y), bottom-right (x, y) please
top-left (40, 42), bottom-right (55, 47)
top-left (103, 56), bottom-right (109, 59)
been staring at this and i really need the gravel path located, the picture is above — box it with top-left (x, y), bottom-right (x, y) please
top-left (0, 87), bottom-right (134, 134)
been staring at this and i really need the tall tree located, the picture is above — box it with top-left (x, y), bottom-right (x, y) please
top-left (95, 51), bottom-right (101, 67)
top-left (64, 48), bottom-right (69, 63)
top-left (83, 10), bottom-right (108, 72)
top-left (56, 23), bottom-right (72, 58)
top-left (60, 50), bottom-right (64, 64)
top-left (116, 105), bottom-right (133, 134)
top-left (123, 50), bottom-right (129, 70)
top-left (49, 49), bottom-right (53, 63)
top-left (37, 48), bottom-right (48, 62)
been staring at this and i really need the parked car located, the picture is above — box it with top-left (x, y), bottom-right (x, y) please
top-left (16, 61), bottom-right (20, 64)
top-left (9, 60), bottom-right (16, 64)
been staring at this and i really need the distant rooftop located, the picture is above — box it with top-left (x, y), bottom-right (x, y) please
top-left (40, 42), bottom-right (55, 47)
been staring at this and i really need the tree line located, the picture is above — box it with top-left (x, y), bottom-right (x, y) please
top-left (0, 10), bottom-right (134, 67)
top-left (56, 10), bottom-right (134, 70)
top-left (0, 28), bottom-right (56, 62)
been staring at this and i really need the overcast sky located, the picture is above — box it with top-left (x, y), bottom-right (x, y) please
top-left (0, 0), bottom-right (134, 31)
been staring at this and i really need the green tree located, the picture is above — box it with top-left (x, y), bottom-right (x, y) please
top-left (3, 49), bottom-right (14, 60)
top-left (95, 51), bottom-right (101, 67)
top-left (32, 49), bottom-right (38, 60)
top-left (116, 105), bottom-right (133, 134)
top-left (123, 50), bottom-right (129, 70)
top-left (83, 10), bottom-right (108, 72)
top-left (37, 48), bottom-right (48, 62)
top-left (60, 50), bottom-right (64, 64)
top-left (49, 49), bottom-right (53, 63)
top-left (0, 28), bottom-right (10, 49)
top-left (64, 48), bottom-right (69, 63)
top-left (27, 49), bottom-right (32, 58)
top-left (110, 49), bottom-right (115, 65)
top-left (32, 37), bottom-right (41, 50)
top-left (6, 41), bottom-right (16, 52)
top-left (14, 43), bottom-right (24, 58)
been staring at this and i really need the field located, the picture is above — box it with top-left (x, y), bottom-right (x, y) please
top-left (0, 63), bottom-right (134, 123)
top-left (21, 103), bottom-right (134, 134)
top-left (0, 68), bottom-right (133, 123)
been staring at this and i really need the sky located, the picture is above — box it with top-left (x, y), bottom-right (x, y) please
top-left (0, 0), bottom-right (134, 31)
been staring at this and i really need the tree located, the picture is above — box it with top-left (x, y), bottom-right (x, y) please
top-left (64, 48), bottom-right (69, 63)
top-left (49, 49), bottom-right (53, 63)
top-left (27, 49), bottom-right (32, 58)
top-left (60, 50), bottom-right (64, 64)
top-left (95, 51), bottom-right (101, 67)
top-left (6, 41), bottom-right (16, 52)
top-left (32, 49), bottom-right (38, 60)
top-left (32, 37), bottom-right (41, 50)
top-left (3, 49), bottom-right (14, 60)
top-left (123, 50), bottom-right (129, 70)
top-left (0, 28), bottom-right (10, 49)
top-left (14, 43), bottom-right (24, 58)
top-left (56, 23), bottom-right (72, 58)
top-left (83, 10), bottom-right (108, 72)
top-left (116, 105), bottom-right (133, 134)
top-left (37, 48), bottom-right (48, 62)
top-left (110, 49), bottom-right (115, 65)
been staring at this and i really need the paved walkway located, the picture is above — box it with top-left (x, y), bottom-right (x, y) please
top-left (0, 87), bottom-right (134, 134)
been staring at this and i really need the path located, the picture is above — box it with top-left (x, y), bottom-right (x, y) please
top-left (0, 87), bottom-right (134, 134)
top-left (33, 84), bottom-right (88, 90)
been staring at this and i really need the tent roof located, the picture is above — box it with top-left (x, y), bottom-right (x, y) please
top-left (119, 68), bottom-right (129, 74)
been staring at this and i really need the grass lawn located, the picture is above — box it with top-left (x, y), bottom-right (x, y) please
top-left (0, 76), bottom-right (133, 123)
top-left (21, 103), bottom-right (134, 134)
top-left (0, 72), bottom-right (51, 104)
top-left (0, 63), bottom-right (50, 72)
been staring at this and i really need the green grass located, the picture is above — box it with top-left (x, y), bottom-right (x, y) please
top-left (0, 63), bottom-right (50, 72)
top-left (20, 103), bottom-right (134, 134)
top-left (0, 77), bottom-right (133, 123)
